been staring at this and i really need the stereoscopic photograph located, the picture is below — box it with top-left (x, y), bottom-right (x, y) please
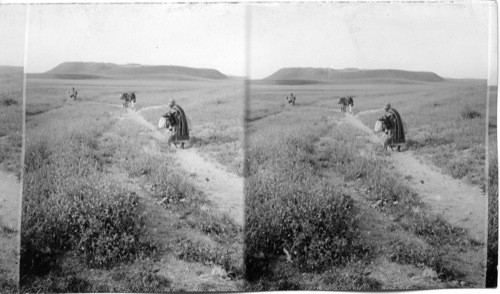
top-left (243, 1), bottom-right (497, 291)
top-left (0, 0), bottom-right (497, 293)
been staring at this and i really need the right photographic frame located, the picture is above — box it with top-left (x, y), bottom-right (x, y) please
top-left (243, 1), bottom-right (498, 290)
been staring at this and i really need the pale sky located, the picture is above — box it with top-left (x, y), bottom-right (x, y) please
top-left (25, 3), bottom-right (246, 75)
top-left (0, 5), bottom-right (27, 67)
top-left (2, 1), bottom-right (497, 81)
top-left (248, 1), bottom-right (496, 80)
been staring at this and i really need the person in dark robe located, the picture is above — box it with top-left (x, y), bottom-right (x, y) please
top-left (347, 96), bottom-right (354, 114)
top-left (69, 88), bottom-right (78, 100)
top-left (164, 99), bottom-right (189, 149)
top-left (380, 103), bottom-right (405, 151)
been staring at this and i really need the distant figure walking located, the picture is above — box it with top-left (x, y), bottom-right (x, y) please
top-left (120, 92), bottom-right (136, 109)
top-left (286, 93), bottom-right (296, 106)
top-left (69, 88), bottom-right (78, 100)
top-left (163, 99), bottom-right (189, 149)
top-left (379, 103), bottom-right (405, 151)
top-left (347, 96), bottom-right (354, 115)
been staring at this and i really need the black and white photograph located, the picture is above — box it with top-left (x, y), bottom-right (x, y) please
top-left (243, 0), bottom-right (497, 290)
top-left (21, 3), bottom-right (245, 292)
top-left (0, 0), bottom-right (497, 293)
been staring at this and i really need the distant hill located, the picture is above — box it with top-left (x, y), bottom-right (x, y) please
top-left (264, 67), bottom-right (445, 83)
top-left (43, 62), bottom-right (227, 80)
top-left (0, 65), bottom-right (23, 75)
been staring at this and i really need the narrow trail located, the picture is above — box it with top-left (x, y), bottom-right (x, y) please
top-left (125, 108), bottom-right (244, 226)
top-left (0, 170), bottom-right (20, 283)
top-left (0, 171), bottom-right (19, 231)
top-left (342, 113), bottom-right (487, 244)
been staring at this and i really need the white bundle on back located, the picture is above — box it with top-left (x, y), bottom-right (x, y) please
top-left (158, 117), bottom-right (167, 129)
top-left (374, 120), bottom-right (383, 133)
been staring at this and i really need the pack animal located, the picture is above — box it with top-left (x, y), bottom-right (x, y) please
top-left (120, 92), bottom-right (136, 109)
top-left (162, 112), bottom-right (177, 130)
top-left (377, 116), bottom-right (404, 151)
top-left (68, 88), bottom-right (78, 100)
top-left (337, 96), bottom-right (354, 114)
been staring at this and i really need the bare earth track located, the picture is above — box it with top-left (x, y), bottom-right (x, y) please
top-left (129, 107), bottom-right (244, 225)
top-left (344, 112), bottom-right (487, 244)
top-left (0, 170), bottom-right (20, 288)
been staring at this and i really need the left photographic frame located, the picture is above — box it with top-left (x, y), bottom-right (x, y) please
top-left (0, 3), bottom-right (28, 294)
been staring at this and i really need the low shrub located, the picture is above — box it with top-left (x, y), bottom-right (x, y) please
top-left (175, 238), bottom-right (237, 274)
top-left (109, 265), bottom-right (171, 292)
top-left (21, 183), bottom-right (154, 273)
top-left (0, 98), bottom-right (18, 106)
top-left (460, 105), bottom-right (482, 120)
top-left (389, 241), bottom-right (464, 281)
top-left (21, 109), bottom-right (155, 283)
top-left (315, 267), bottom-right (382, 290)
top-left (245, 134), bottom-right (364, 279)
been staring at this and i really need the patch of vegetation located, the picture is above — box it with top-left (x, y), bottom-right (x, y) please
top-left (108, 264), bottom-right (171, 292)
top-left (313, 267), bottom-right (382, 290)
top-left (0, 98), bottom-right (18, 106)
top-left (0, 70), bottom-right (23, 174)
top-left (245, 108), bottom-right (367, 285)
top-left (0, 272), bottom-right (17, 294)
top-left (358, 84), bottom-right (487, 187)
top-left (175, 238), bottom-right (236, 271)
top-left (21, 270), bottom-right (91, 293)
top-left (21, 105), bottom-right (156, 290)
top-left (100, 115), bottom-right (244, 282)
top-left (460, 105), bottom-right (482, 120)
top-left (140, 84), bottom-right (244, 175)
top-left (389, 241), bottom-right (464, 281)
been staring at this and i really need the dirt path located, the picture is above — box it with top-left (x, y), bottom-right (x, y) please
top-left (126, 108), bottom-right (244, 226)
top-left (342, 113), bottom-right (487, 244)
top-left (0, 169), bottom-right (20, 285)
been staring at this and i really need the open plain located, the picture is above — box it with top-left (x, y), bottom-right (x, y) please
top-left (21, 70), bottom-right (245, 292)
top-left (244, 74), bottom-right (493, 290)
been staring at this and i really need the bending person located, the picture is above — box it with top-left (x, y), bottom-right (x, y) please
top-left (380, 103), bottom-right (405, 151)
top-left (165, 99), bottom-right (189, 149)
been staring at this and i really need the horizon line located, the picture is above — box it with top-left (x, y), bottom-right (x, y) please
top-left (2, 62), bottom-right (491, 81)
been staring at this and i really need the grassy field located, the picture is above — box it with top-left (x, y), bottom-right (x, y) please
top-left (21, 77), bottom-right (244, 292)
top-left (356, 81), bottom-right (487, 187)
top-left (0, 67), bottom-right (23, 175)
top-left (244, 80), bottom-right (489, 290)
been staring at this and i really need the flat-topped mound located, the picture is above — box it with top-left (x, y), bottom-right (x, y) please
top-left (265, 67), bottom-right (445, 83)
top-left (44, 62), bottom-right (227, 80)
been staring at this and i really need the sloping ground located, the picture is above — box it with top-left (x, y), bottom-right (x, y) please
top-left (126, 108), bottom-right (244, 225)
top-left (336, 113), bottom-right (486, 287)
top-left (45, 62), bottom-right (227, 80)
top-left (265, 67), bottom-right (444, 83)
top-left (343, 113), bottom-right (487, 244)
